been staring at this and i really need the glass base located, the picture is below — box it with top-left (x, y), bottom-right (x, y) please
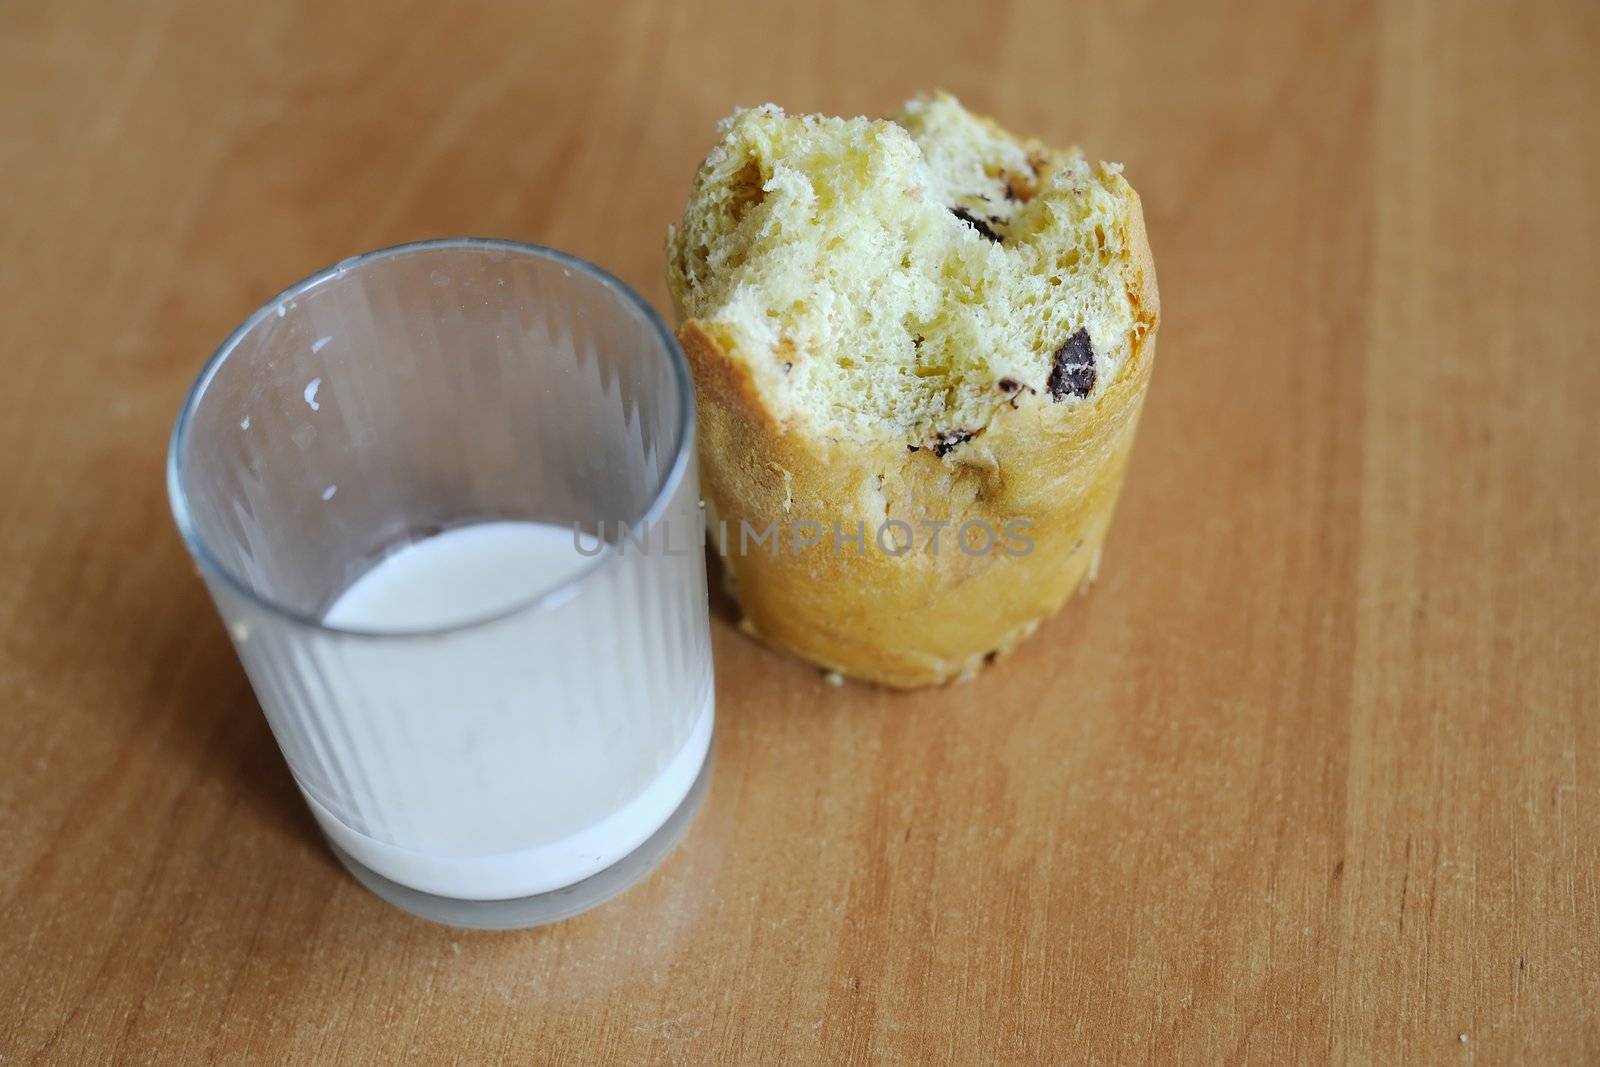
top-left (323, 751), bottom-right (712, 930)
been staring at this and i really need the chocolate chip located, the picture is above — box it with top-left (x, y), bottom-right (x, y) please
top-left (997, 378), bottom-right (1020, 392)
top-left (906, 444), bottom-right (920, 453)
top-left (950, 207), bottom-right (1001, 243)
top-left (930, 429), bottom-right (974, 457)
top-left (1047, 329), bottom-right (1096, 400)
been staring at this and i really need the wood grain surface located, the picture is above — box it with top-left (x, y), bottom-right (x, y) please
top-left (2, 1), bottom-right (1596, 1062)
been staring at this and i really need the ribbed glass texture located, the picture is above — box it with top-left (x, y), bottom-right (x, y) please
top-left (168, 240), bottom-right (713, 900)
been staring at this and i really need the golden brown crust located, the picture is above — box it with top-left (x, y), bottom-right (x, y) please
top-left (1122, 185), bottom-right (1161, 327)
top-left (678, 187), bottom-right (1159, 688)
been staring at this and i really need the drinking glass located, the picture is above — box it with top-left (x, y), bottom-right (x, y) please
top-left (167, 239), bottom-right (714, 928)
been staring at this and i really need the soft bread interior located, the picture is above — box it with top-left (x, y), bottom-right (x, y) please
top-left (668, 92), bottom-right (1142, 452)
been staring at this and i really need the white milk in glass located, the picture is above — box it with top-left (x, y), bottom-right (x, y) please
top-left (295, 520), bottom-right (713, 900)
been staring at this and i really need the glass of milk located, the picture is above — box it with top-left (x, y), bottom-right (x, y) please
top-left (167, 240), bottom-right (714, 928)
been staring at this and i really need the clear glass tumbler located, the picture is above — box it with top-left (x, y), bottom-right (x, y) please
top-left (168, 240), bottom-right (714, 929)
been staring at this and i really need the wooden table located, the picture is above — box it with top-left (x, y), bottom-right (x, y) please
top-left (3, 1), bottom-right (1596, 1062)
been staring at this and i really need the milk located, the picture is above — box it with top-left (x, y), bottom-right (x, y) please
top-left (324, 522), bottom-right (596, 632)
top-left (293, 520), bottom-right (713, 900)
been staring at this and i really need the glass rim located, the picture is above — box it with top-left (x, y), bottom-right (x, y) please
top-left (166, 237), bottom-right (697, 641)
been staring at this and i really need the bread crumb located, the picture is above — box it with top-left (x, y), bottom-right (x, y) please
top-left (667, 92), bottom-right (1138, 448)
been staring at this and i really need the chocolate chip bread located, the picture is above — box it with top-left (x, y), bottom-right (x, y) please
top-left (666, 92), bottom-right (1159, 688)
